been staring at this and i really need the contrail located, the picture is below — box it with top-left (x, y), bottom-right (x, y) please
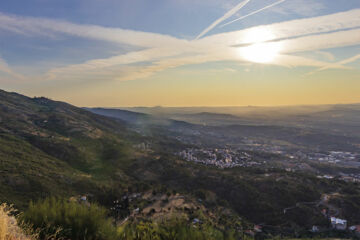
top-left (195, 0), bottom-right (251, 40)
top-left (220, 0), bottom-right (287, 28)
top-left (307, 53), bottom-right (360, 75)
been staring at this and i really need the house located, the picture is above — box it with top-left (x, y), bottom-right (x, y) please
top-left (330, 217), bottom-right (347, 230)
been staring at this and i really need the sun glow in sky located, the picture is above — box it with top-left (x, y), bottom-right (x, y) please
top-left (239, 28), bottom-right (282, 63)
top-left (0, 0), bottom-right (359, 107)
top-left (240, 42), bottom-right (282, 63)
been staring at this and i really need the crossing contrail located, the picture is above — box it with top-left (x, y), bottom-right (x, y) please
top-left (195, 0), bottom-right (251, 40)
top-left (220, 0), bottom-right (287, 28)
top-left (307, 53), bottom-right (360, 75)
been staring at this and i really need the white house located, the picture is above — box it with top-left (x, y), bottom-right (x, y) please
top-left (331, 217), bottom-right (347, 230)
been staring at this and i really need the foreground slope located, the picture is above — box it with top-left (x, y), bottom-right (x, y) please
top-left (0, 90), bottom-right (140, 208)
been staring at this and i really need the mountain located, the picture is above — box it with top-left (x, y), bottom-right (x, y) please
top-left (86, 107), bottom-right (198, 135)
top-left (1, 89), bottom-right (360, 239)
top-left (0, 89), bottom-right (141, 208)
top-left (84, 108), bottom-right (150, 124)
top-left (123, 104), bottom-right (360, 137)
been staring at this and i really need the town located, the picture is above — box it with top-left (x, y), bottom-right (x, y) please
top-left (178, 148), bottom-right (263, 168)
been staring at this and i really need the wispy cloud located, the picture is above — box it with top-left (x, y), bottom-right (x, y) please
top-left (202, 9), bottom-right (360, 46)
top-left (220, 0), bottom-right (287, 28)
top-left (195, 0), bottom-right (251, 40)
top-left (0, 12), bottom-right (187, 48)
top-left (314, 51), bottom-right (335, 61)
top-left (270, 0), bottom-right (325, 17)
top-left (42, 9), bottom-right (360, 82)
top-left (0, 56), bottom-right (24, 80)
top-left (0, 7), bottom-right (360, 83)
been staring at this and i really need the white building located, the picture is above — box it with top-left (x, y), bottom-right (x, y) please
top-left (331, 217), bottom-right (347, 230)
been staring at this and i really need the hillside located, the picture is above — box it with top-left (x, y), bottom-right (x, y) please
top-left (1, 89), bottom-right (360, 239)
top-left (84, 108), bottom-right (150, 125)
top-left (0, 90), bottom-right (142, 208)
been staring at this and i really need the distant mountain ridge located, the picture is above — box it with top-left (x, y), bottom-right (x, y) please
top-left (84, 107), bottom-right (150, 124)
top-left (120, 104), bottom-right (360, 137)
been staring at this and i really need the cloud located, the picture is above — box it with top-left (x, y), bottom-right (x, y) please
top-left (307, 53), bottom-right (360, 75)
top-left (220, 0), bottom-right (287, 28)
top-left (270, 0), bottom-right (325, 17)
top-left (278, 28), bottom-right (360, 54)
top-left (0, 56), bottom-right (24, 80)
top-left (45, 38), bottom-right (351, 83)
top-left (0, 12), bottom-right (187, 48)
top-left (1, 8), bottom-right (360, 83)
top-left (45, 48), bottom-right (184, 80)
top-left (314, 51), bottom-right (336, 61)
top-left (202, 8), bottom-right (360, 46)
top-left (195, 0), bottom-right (251, 40)
top-left (115, 54), bottom-right (349, 82)
top-left (40, 8), bottom-right (360, 82)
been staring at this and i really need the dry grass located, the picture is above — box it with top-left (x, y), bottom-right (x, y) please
top-left (0, 204), bottom-right (35, 240)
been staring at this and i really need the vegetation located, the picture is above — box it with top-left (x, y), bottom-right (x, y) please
top-left (1, 89), bottom-right (360, 239)
top-left (119, 218), bottom-right (245, 240)
top-left (0, 203), bottom-right (35, 240)
top-left (20, 198), bottom-right (118, 240)
top-left (19, 198), bottom-right (248, 240)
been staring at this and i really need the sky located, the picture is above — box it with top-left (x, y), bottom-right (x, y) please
top-left (0, 0), bottom-right (360, 107)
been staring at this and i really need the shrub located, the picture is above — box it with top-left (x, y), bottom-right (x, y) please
top-left (119, 218), bottom-right (236, 240)
top-left (20, 197), bottom-right (118, 240)
top-left (0, 203), bottom-right (34, 240)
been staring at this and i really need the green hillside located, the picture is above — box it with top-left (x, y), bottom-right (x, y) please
top-left (0, 90), bottom-right (140, 208)
top-left (0, 89), bottom-right (360, 239)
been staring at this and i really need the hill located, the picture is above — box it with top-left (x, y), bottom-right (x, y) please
top-left (0, 90), bottom-right (142, 208)
top-left (84, 107), bottom-right (150, 124)
top-left (123, 104), bottom-right (360, 137)
top-left (1, 89), bottom-right (360, 239)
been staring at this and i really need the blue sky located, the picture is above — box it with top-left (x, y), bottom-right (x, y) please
top-left (0, 0), bottom-right (360, 106)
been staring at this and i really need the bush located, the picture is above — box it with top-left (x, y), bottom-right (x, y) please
top-left (0, 203), bottom-right (34, 240)
top-left (20, 197), bottom-right (118, 240)
top-left (119, 218), bottom-right (237, 240)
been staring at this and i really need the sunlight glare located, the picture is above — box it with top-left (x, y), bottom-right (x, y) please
top-left (239, 28), bottom-right (282, 63)
top-left (240, 42), bottom-right (282, 63)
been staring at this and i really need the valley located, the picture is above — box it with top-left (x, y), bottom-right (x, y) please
top-left (1, 89), bottom-right (360, 239)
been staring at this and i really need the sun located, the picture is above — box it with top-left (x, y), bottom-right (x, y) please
top-left (240, 42), bottom-right (282, 63)
top-left (238, 28), bottom-right (282, 63)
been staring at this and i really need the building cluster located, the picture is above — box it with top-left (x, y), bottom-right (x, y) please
top-left (240, 138), bottom-right (286, 155)
top-left (317, 173), bottom-right (360, 183)
top-left (330, 217), bottom-right (360, 236)
top-left (339, 173), bottom-right (360, 183)
top-left (307, 151), bottom-right (359, 165)
top-left (178, 148), bottom-right (260, 168)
